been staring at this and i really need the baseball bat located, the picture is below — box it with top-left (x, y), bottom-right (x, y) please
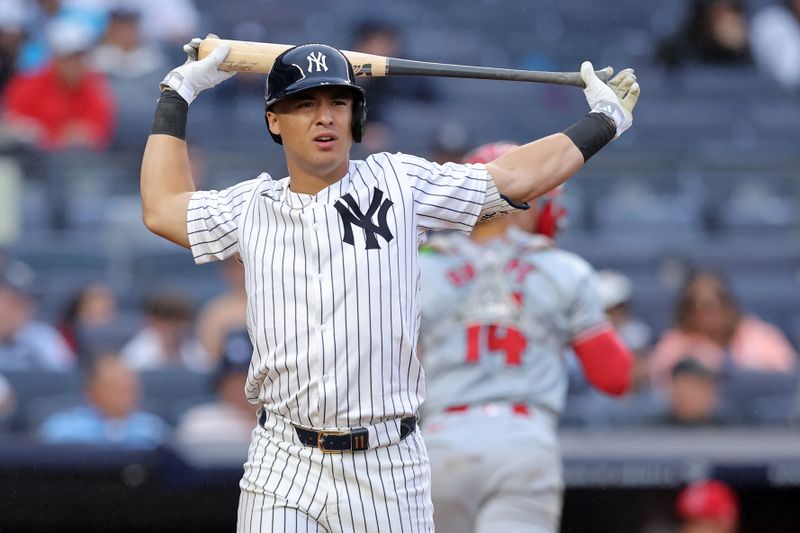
top-left (198, 38), bottom-right (609, 88)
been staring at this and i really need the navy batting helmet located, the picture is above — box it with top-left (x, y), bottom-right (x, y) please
top-left (264, 43), bottom-right (367, 144)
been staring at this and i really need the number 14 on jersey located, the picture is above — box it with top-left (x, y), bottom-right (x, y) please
top-left (465, 324), bottom-right (527, 366)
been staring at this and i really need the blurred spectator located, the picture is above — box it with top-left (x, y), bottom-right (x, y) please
top-left (431, 120), bottom-right (472, 165)
top-left (16, 1), bottom-right (106, 73)
top-left (121, 291), bottom-right (210, 372)
top-left (68, 0), bottom-right (200, 45)
top-left (0, 0), bottom-right (26, 94)
top-left (595, 269), bottom-right (653, 358)
top-left (657, 0), bottom-right (751, 68)
top-left (648, 272), bottom-right (796, 388)
top-left (351, 19), bottom-right (438, 152)
top-left (39, 354), bottom-right (168, 446)
top-left (175, 330), bottom-right (255, 446)
top-left (676, 480), bottom-right (739, 533)
top-left (562, 270), bottom-right (662, 428)
top-left (661, 357), bottom-right (729, 427)
top-left (90, 6), bottom-right (166, 80)
top-left (196, 258), bottom-right (247, 365)
top-left (58, 282), bottom-right (124, 361)
top-left (1, 18), bottom-right (115, 150)
top-left (0, 373), bottom-right (15, 422)
top-left (751, 0), bottom-right (800, 90)
top-left (0, 262), bottom-right (75, 371)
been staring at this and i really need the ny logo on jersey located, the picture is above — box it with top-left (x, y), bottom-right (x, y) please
top-left (334, 187), bottom-right (394, 250)
top-left (306, 52), bottom-right (328, 73)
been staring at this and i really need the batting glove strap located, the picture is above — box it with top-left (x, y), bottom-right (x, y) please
top-left (160, 71), bottom-right (197, 106)
top-left (158, 40), bottom-right (234, 105)
top-left (590, 100), bottom-right (628, 137)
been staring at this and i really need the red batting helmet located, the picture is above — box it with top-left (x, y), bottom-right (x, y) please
top-left (463, 142), bottom-right (566, 238)
top-left (676, 480), bottom-right (739, 528)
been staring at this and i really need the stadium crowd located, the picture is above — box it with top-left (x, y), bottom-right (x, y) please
top-left (0, 0), bottom-right (798, 531)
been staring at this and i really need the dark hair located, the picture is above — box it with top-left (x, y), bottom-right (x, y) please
top-left (674, 270), bottom-right (740, 334)
top-left (687, 0), bottom-right (747, 52)
top-left (670, 356), bottom-right (717, 380)
top-left (657, 0), bottom-right (750, 67)
top-left (143, 292), bottom-right (194, 321)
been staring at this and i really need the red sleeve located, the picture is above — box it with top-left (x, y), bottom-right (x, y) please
top-left (2, 75), bottom-right (36, 117)
top-left (571, 326), bottom-right (633, 396)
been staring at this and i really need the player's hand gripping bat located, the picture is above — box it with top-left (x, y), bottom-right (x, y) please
top-left (198, 37), bottom-right (611, 88)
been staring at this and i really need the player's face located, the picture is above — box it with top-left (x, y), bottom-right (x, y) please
top-left (268, 86), bottom-right (354, 181)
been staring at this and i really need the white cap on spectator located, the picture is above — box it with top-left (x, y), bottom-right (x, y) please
top-left (595, 270), bottom-right (633, 310)
top-left (46, 17), bottom-right (95, 56)
top-left (0, 0), bottom-right (27, 32)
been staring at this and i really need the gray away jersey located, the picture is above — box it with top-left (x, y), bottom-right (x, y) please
top-left (185, 152), bottom-right (518, 429)
top-left (419, 227), bottom-right (608, 417)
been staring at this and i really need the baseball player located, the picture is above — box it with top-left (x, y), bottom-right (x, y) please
top-left (419, 143), bottom-right (635, 533)
top-left (140, 34), bottom-right (639, 532)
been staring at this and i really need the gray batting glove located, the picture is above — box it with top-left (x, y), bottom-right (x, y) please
top-left (160, 33), bottom-right (236, 105)
top-left (580, 61), bottom-right (640, 137)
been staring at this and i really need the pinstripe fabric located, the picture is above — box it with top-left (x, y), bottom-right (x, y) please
top-left (186, 151), bottom-right (521, 530)
top-left (238, 413), bottom-right (433, 532)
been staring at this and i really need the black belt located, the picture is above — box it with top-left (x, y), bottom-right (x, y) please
top-left (258, 411), bottom-right (417, 453)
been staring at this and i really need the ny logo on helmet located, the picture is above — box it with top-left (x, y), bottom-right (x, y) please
top-left (306, 52), bottom-right (328, 73)
top-left (334, 188), bottom-right (394, 250)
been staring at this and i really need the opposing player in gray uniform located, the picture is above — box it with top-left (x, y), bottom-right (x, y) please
top-left (420, 143), bottom-right (635, 533)
top-left (141, 34), bottom-right (639, 533)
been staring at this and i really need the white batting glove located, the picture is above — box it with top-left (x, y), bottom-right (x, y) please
top-left (580, 61), bottom-right (640, 137)
top-left (160, 34), bottom-right (235, 105)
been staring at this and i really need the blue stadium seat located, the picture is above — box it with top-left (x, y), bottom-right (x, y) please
top-left (722, 370), bottom-right (800, 426)
top-left (24, 393), bottom-right (88, 431)
top-left (138, 369), bottom-right (214, 408)
top-left (3, 371), bottom-right (84, 432)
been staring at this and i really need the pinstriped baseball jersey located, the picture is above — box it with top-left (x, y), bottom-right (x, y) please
top-left (186, 152), bottom-right (519, 429)
top-left (419, 227), bottom-right (608, 417)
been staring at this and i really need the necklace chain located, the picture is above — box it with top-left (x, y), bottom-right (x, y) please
top-left (285, 189), bottom-right (314, 210)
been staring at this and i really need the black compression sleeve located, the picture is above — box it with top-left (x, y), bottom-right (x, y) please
top-left (562, 112), bottom-right (616, 162)
top-left (150, 90), bottom-right (188, 140)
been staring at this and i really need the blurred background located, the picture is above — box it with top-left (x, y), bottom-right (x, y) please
top-left (0, 0), bottom-right (798, 531)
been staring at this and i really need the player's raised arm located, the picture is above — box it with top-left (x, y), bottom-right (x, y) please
top-left (140, 36), bottom-right (235, 248)
top-left (486, 61), bottom-right (640, 204)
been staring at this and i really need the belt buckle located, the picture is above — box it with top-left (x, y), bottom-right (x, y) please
top-left (317, 429), bottom-right (349, 454)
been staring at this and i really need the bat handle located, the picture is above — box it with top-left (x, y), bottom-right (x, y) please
top-left (568, 68), bottom-right (613, 88)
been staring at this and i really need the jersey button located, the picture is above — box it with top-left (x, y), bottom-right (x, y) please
top-left (319, 324), bottom-right (328, 333)
top-left (311, 223), bottom-right (320, 231)
top-left (321, 374), bottom-right (330, 383)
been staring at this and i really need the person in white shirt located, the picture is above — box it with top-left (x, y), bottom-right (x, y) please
top-left (121, 291), bottom-right (209, 372)
top-left (751, 0), bottom-right (800, 90)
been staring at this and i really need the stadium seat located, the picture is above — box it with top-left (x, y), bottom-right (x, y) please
top-left (138, 369), bottom-right (214, 408)
top-left (3, 371), bottom-right (84, 432)
top-left (722, 370), bottom-right (800, 426)
top-left (24, 394), bottom-right (88, 431)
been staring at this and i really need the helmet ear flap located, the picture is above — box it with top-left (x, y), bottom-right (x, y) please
top-left (352, 96), bottom-right (367, 143)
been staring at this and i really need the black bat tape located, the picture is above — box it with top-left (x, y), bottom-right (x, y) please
top-left (385, 58), bottom-right (609, 88)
